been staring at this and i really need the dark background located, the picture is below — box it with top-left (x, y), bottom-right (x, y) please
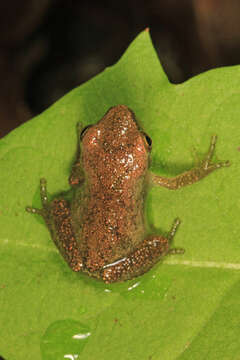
top-left (1, 0), bottom-right (240, 138)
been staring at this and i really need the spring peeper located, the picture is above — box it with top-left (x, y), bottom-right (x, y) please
top-left (26, 105), bottom-right (229, 283)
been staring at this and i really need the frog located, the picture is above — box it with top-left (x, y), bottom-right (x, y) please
top-left (26, 105), bottom-right (230, 283)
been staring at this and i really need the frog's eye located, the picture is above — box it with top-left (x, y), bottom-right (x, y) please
top-left (142, 132), bottom-right (152, 150)
top-left (80, 125), bottom-right (92, 140)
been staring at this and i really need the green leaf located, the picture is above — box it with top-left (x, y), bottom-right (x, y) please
top-left (0, 29), bottom-right (239, 360)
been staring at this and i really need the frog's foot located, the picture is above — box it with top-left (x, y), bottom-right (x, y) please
top-left (26, 178), bottom-right (49, 216)
top-left (101, 218), bottom-right (183, 284)
top-left (26, 178), bottom-right (83, 273)
top-left (167, 219), bottom-right (185, 255)
top-left (201, 135), bottom-right (230, 171)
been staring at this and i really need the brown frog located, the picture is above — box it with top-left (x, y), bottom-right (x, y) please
top-left (26, 105), bottom-right (229, 283)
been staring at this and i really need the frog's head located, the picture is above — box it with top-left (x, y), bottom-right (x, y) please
top-left (80, 105), bottom-right (152, 188)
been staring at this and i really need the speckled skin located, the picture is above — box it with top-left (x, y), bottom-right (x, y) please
top-left (26, 105), bottom-right (230, 283)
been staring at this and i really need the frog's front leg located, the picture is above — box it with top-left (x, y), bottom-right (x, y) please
top-left (69, 122), bottom-right (86, 187)
top-left (26, 178), bottom-right (83, 272)
top-left (151, 135), bottom-right (230, 189)
top-left (101, 219), bottom-right (184, 283)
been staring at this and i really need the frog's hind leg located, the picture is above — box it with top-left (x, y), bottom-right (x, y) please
top-left (101, 218), bottom-right (184, 283)
top-left (26, 178), bottom-right (83, 272)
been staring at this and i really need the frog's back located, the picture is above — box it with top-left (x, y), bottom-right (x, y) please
top-left (73, 104), bottom-right (151, 272)
top-left (81, 182), bottom-right (146, 272)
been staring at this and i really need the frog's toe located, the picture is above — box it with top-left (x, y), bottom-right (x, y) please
top-left (216, 160), bottom-right (230, 168)
top-left (25, 206), bottom-right (42, 215)
top-left (168, 247), bottom-right (185, 255)
top-left (38, 178), bottom-right (53, 209)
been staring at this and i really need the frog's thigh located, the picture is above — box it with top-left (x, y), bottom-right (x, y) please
top-left (101, 236), bottom-right (170, 283)
top-left (49, 199), bottom-right (83, 272)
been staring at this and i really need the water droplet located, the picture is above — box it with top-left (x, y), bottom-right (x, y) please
top-left (41, 319), bottom-right (91, 360)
